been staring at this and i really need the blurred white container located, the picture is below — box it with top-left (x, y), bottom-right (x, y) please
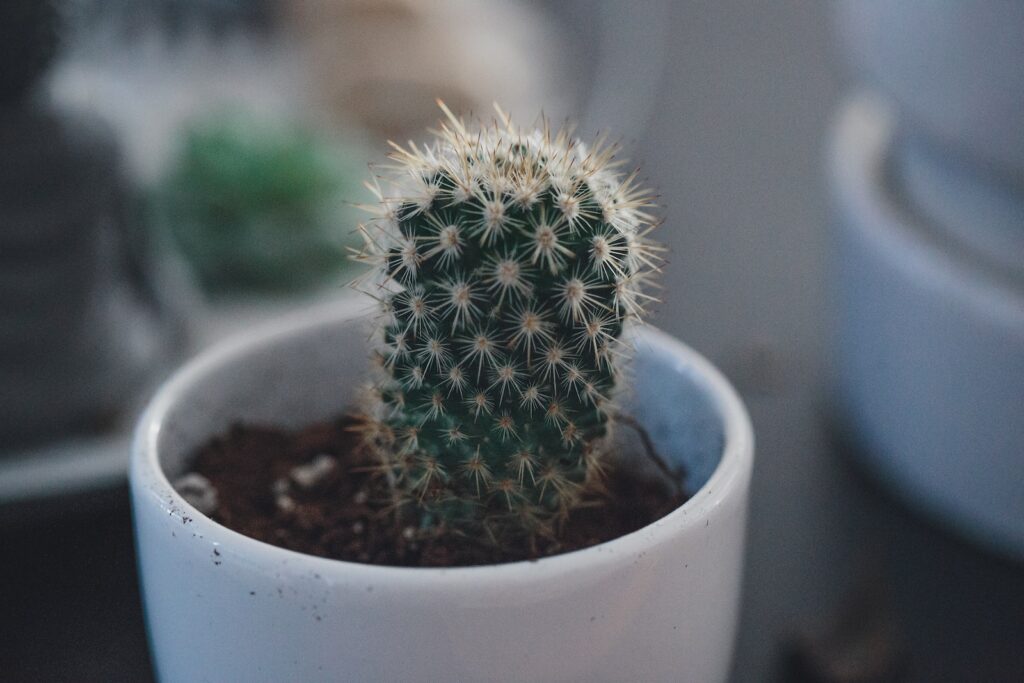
top-left (131, 302), bottom-right (754, 683)
top-left (834, 1), bottom-right (1024, 179)
top-left (891, 130), bottom-right (1024, 280)
top-left (829, 92), bottom-right (1024, 559)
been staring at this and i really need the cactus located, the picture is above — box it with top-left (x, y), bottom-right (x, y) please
top-left (353, 103), bottom-right (659, 541)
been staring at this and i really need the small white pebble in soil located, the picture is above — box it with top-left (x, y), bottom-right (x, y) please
top-left (290, 454), bottom-right (337, 490)
top-left (353, 490), bottom-right (368, 505)
top-left (271, 477), bottom-right (290, 497)
top-left (174, 473), bottom-right (218, 515)
top-left (276, 495), bottom-right (296, 513)
top-left (351, 521), bottom-right (365, 534)
top-left (401, 526), bottom-right (416, 541)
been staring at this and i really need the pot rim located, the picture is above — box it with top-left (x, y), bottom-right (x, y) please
top-left (829, 92), bottom-right (1024, 323)
top-left (131, 299), bottom-right (754, 586)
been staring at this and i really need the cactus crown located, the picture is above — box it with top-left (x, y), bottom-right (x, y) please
top-left (353, 103), bottom-right (660, 541)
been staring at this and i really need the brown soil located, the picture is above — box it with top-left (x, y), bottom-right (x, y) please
top-left (189, 415), bottom-right (687, 567)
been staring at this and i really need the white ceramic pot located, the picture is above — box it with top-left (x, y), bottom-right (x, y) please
top-left (833, 1), bottom-right (1024, 179)
top-left (829, 92), bottom-right (1024, 559)
top-left (131, 300), bottom-right (754, 683)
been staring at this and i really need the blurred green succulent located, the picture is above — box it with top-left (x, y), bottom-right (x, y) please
top-left (156, 113), bottom-right (365, 293)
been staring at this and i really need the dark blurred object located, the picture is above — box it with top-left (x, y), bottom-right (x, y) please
top-left (152, 113), bottom-right (364, 294)
top-left (777, 576), bottom-right (907, 683)
top-left (66, 0), bottom-right (276, 39)
top-left (0, 0), bottom-right (59, 102)
top-left (0, 2), bottom-right (185, 449)
top-left (0, 491), bottom-right (154, 682)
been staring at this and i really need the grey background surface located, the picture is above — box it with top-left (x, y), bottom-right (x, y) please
top-left (637, 3), bottom-right (849, 679)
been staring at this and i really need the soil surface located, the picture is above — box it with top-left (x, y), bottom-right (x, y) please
top-left (188, 415), bottom-right (687, 567)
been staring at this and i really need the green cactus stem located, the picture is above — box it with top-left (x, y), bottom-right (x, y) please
top-left (353, 103), bottom-right (660, 541)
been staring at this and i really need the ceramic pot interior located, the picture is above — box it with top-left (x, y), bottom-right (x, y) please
top-left (156, 314), bottom-right (726, 497)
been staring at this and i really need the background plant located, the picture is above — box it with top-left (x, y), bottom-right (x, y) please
top-left (156, 112), bottom-right (365, 293)
top-left (354, 103), bottom-right (660, 542)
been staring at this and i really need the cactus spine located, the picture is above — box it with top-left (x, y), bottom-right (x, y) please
top-left (354, 103), bottom-right (659, 541)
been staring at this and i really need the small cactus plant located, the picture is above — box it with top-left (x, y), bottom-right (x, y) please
top-left (354, 103), bottom-right (660, 543)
